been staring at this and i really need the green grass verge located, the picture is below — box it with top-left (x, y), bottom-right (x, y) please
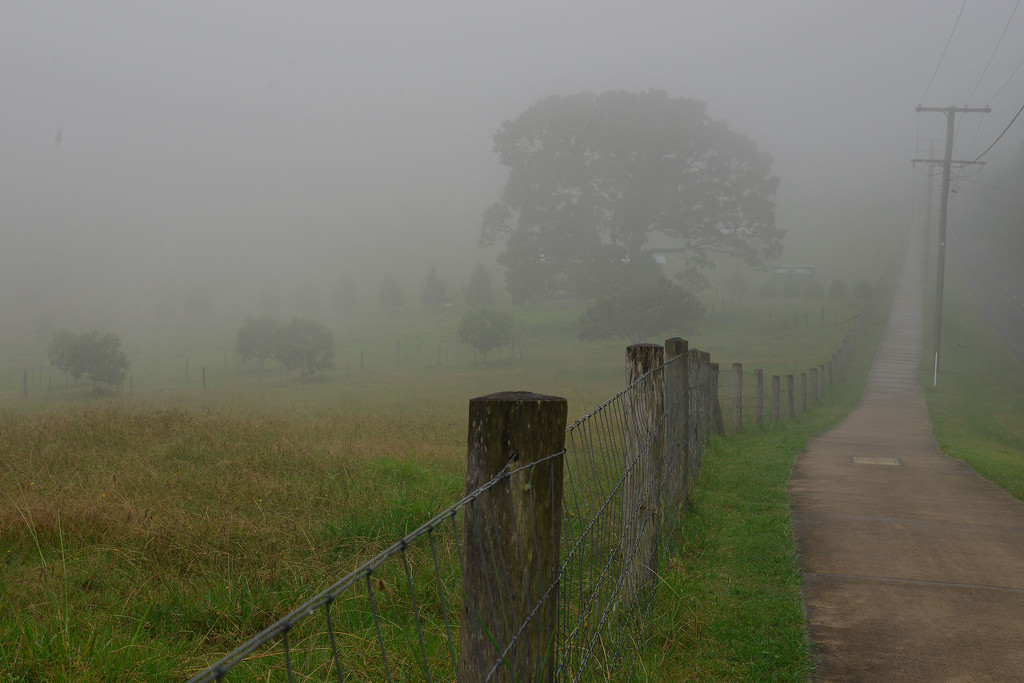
top-left (641, 285), bottom-right (892, 681)
top-left (920, 270), bottom-right (1024, 501)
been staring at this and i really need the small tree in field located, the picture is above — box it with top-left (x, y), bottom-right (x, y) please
top-left (458, 309), bottom-right (514, 361)
top-left (236, 316), bottom-right (282, 374)
top-left (465, 264), bottom-right (496, 306)
top-left (421, 267), bottom-right (448, 309)
top-left (275, 317), bottom-right (334, 376)
top-left (48, 330), bottom-right (129, 388)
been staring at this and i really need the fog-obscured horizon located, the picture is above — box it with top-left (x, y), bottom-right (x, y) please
top-left (3, 1), bottom-right (1022, 337)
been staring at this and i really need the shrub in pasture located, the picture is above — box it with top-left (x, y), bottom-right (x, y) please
top-left (577, 277), bottom-right (704, 342)
top-left (458, 309), bottom-right (514, 360)
top-left (47, 329), bottom-right (130, 387)
top-left (275, 317), bottom-right (335, 376)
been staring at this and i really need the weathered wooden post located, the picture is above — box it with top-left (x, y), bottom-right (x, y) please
top-left (622, 344), bottom-right (664, 607)
top-left (665, 338), bottom-right (689, 510)
top-left (819, 364), bottom-right (826, 397)
top-left (459, 392), bottom-right (567, 682)
top-left (686, 348), bottom-right (701, 476)
top-left (771, 375), bottom-right (780, 423)
top-left (732, 363), bottom-right (743, 433)
top-left (809, 367), bottom-right (818, 404)
top-left (754, 369), bottom-right (764, 428)
top-left (800, 372), bottom-right (808, 412)
top-left (710, 359), bottom-right (724, 435)
top-left (826, 360), bottom-right (833, 391)
top-left (786, 374), bottom-right (795, 419)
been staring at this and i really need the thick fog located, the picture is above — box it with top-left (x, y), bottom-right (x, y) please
top-left (3, 1), bottom-right (1023, 333)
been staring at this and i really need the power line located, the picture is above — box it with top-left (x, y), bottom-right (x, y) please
top-left (920, 0), bottom-right (968, 104)
top-left (960, 176), bottom-right (1024, 197)
top-left (966, 0), bottom-right (1021, 104)
top-left (990, 50), bottom-right (1024, 102)
top-left (973, 100), bottom-right (1024, 162)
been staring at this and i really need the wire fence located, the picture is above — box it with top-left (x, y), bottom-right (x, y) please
top-left (185, 310), bottom-right (871, 680)
top-left (716, 307), bottom-right (870, 435)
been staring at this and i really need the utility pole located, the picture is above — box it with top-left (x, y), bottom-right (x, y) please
top-left (923, 140), bottom-right (935, 283)
top-left (913, 105), bottom-right (989, 387)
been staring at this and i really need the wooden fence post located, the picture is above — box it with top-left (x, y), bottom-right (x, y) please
top-left (786, 374), bottom-right (795, 419)
top-left (623, 344), bottom-right (665, 607)
top-left (819, 364), bottom-right (826, 397)
top-left (686, 349), bottom-right (702, 475)
top-left (665, 338), bottom-right (689, 509)
top-left (800, 372), bottom-right (808, 412)
top-left (732, 362), bottom-right (743, 433)
top-left (771, 375), bottom-right (780, 423)
top-left (459, 391), bottom-right (567, 682)
top-left (754, 369), bottom-right (764, 428)
top-left (710, 358), bottom-right (723, 434)
top-left (809, 367), bottom-right (818, 404)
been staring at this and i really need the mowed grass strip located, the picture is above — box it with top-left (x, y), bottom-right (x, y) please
top-left (640, 285), bottom-right (891, 681)
top-left (920, 270), bottom-right (1024, 501)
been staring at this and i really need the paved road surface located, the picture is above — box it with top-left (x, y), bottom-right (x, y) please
top-left (788, 226), bottom-right (1024, 682)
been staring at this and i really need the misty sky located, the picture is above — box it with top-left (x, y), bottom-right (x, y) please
top-left (3, 1), bottom-right (1023, 325)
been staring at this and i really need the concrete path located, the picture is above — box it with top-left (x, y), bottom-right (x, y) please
top-left (788, 229), bottom-right (1024, 682)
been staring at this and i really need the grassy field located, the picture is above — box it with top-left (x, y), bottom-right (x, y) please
top-left (919, 269), bottom-right (1024, 501)
top-left (0, 283), bottom-right (882, 680)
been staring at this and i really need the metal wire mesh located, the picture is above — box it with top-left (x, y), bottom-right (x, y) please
top-left (185, 352), bottom-right (715, 682)
top-left (186, 296), bottom-right (883, 681)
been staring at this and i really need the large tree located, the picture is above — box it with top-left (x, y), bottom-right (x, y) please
top-left (481, 90), bottom-right (782, 303)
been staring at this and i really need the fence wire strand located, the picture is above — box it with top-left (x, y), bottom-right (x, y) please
top-left (185, 317), bottom-right (869, 681)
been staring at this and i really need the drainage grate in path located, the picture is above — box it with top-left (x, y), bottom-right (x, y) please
top-left (850, 456), bottom-right (903, 466)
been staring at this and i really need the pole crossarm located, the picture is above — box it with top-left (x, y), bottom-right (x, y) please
top-left (915, 106), bottom-right (991, 113)
top-left (911, 159), bottom-right (984, 166)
